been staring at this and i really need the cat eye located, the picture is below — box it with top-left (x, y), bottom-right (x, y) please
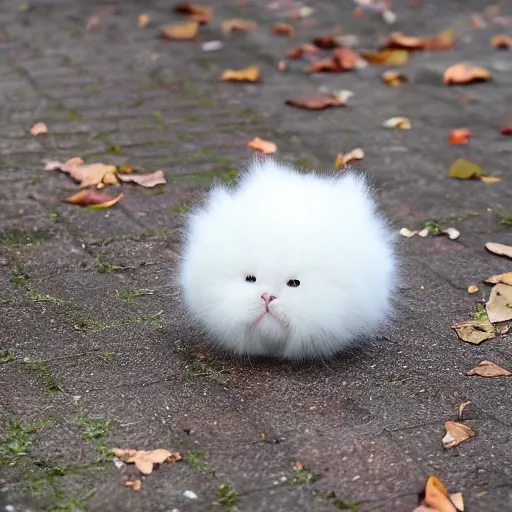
top-left (245, 275), bottom-right (256, 283)
top-left (287, 279), bottom-right (300, 288)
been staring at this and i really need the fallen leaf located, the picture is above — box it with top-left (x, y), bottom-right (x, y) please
top-left (86, 15), bottom-right (100, 31)
top-left (467, 360), bottom-right (511, 377)
top-left (423, 475), bottom-right (458, 512)
top-left (476, 491), bottom-right (488, 498)
top-left (220, 66), bottom-right (260, 82)
top-left (271, 23), bottom-right (295, 38)
top-left (138, 13), bottom-right (149, 28)
top-left (383, 116), bottom-right (411, 129)
top-left (442, 421), bottom-right (476, 449)
top-left (486, 272), bottom-right (512, 285)
top-left (450, 493), bottom-right (464, 511)
top-left (312, 35), bottom-right (339, 49)
top-left (467, 285), bottom-right (479, 294)
top-left (480, 176), bottom-right (501, 183)
top-left (29, 122), bottom-right (48, 136)
top-left (448, 158), bottom-right (482, 179)
top-left (334, 148), bottom-right (364, 167)
top-left (442, 227), bottom-right (460, 240)
top-left (471, 13), bottom-right (487, 29)
top-left (448, 128), bottom-right (474, 144)
top-left (399, 227), bottom-right (418, 238)
top-left (309, 47), bottom-right (364, 72)
top-left (113, 448), bottom-right (182, 475)
top-left (486, 283), bottom-right (512, 323)
top-left (285, 92), bottom-right (344, 110)
top-left (63, 189), bottom-right (124, 209)
top-left (360, 49), bottom-right (409, 65)
top-left (286, 43), bottom-right (321, 59)
top-left (491, 34), bottom-right (512, 49)
top-left (382, 70), bottom-right (407, 86)
top-left (458, 401), bottom-right (471, 420)
top-left (443, 63), bottom-right (491, 85)
top-left (451, 318), bottom-right (495, 344)
top-left (47, 158), bottom-right (118, 188)
top-left (497, 324), bottom-right (511, 335)
top-left (221, 18), bottom-right (257, 35)
top-left (500, 126), bottom-right (512, 136)
top-left (117, 170), bottom-right (167, 188)
top-left (124, 480), bottom-right (142, 491)
top-left (174, 3), bottom-right (212, 23)
top-left (247, 137), bottom-right (277, 154)
top-left (332, 89), bottom-right (355, 103)
top-left (384, 28), bottom-right (455, 51)
top-left (161, 21), bottom-right (199, 40)
top-left (485, 242), bottom-right (512, 259)
top-left (102, 172), bottom-right (119, 186)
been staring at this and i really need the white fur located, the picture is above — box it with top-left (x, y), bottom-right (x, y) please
top-left (178, 158), bottom-right (396, 360)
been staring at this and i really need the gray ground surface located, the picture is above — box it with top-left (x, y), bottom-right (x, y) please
top-left (1, 1), bottom-right (512, 511)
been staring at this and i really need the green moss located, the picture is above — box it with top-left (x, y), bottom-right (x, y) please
top-left (137, 185), bottom-right (166, 196)
top-left (117, 288), bottom-right (155, 302)
top-left (66, 110), bottom-right (83, 121)
top-left (153, 110), bottom-right (164, 125)
top-left (293, 158), bottom-right (314, 170)
top-left (24, 361), bottom-right (61, 392)
top-left (106, 144), bottom-right (122, 154)
top-left (498, 213), bottom-right (512, 226)
top-left (0, 228), bottom-right (47, 245)
top-left (474, 303), bottom-right (488, 321)
top-left (335, 500), bottom-right (359, 511)
top-left (292, 465), bottom-right (319, 484)
top-left (26, 286), bottom-right (67, 305)
top-left (182, 452), bottom-right (212, 471)
top-left (195, 97), bottom-right (218, 108)
top-left (98, 351), bottom-right (116, 360)
top-left (185, 362), bottom-right (230, 386)
top-left (96, 256), bottom-right (124, 273)
top-left (0, 348), bottom-right (15, 364)
top-left (75, 414), bottom-right (111, 440)
top-left (174, 204), bottom-right (190, 213)
top-left (86, 85), bottom-right (101, 96)
top-left (182, 113), bottom-right (201, 123)
top-left (217, 483), bottom-right (238, 506)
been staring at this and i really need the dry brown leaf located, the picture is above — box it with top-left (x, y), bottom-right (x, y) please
top-left (285, 92), bottom-right (344, 110)
top-left (29, 122), bottom-right (48, 136)
top-left (486, 272), bottom-right (512, 285)
top-left (161, 21), bottom-right (199, 40)
top-left (309, 47), bottom-right (364, 73)
top-left (113, 448), bottom-right (182, 475)
top-left (486, 283), bottom-right (512, 323)
top-left (467, 360), bottom-right (511, 377)
top-left (174, 3), bottom-right (212, 23)
top-left (286, 43), bottom-right (320, 59)
top-left (102, 172), bottom-right (119, 186)
top-left (491, 34), bottom-right (512, 49)
top-left (480, 176), bottom-right (501, 183)
top-left (334, 148), bottom-right (364, 168)
top-left (271, 23), bottom-right (295, 38)
top-left (448, 128), bottom-right (474, 144)
top-left (458, 401), bottom-right (471, 420)
top-left (46, 158), bottom-right (117, 188)
top-left (220, 66), bottom-right (260, 82)
top-left (384, 28), bottom-right (455, 51)
top-left (485, 242), bottom-right (512, 259)
top-left (312, 35), bottom-right (339, 49)
top-left (63, 189), bottom-right (124, 209)
top-left (360, 49), bottom-right (409, 65)
top-left (86, 15), bottom-right (100, 31)
top-left (381, 70), bottom-right (407, 86)
top-left (221, 18), bottom-right (257, 35)
top-left (501, 126), bottom-right (512, 136)
top-left (383, 117), bottom-right (411, 129)
top-left (443, 63), bottom-right (491, 85)
top-left (138, 13), bottom-right (149, 28)
top-left (467, 285), bottom-right (478, 294)
top-left (423, 475), bottom-right (458, 512)
top-left (247, 137), bottom-right (277, 154)
top-left (451, 318), bottom-right (495, 344)
top-left (117, 170), bottom-right (166, 188)
top-left (124, 479), bottom-right (142, 491)
top-left (448, 158), bottom-right (482, 179)
top-left (442, 421), bottom-right (476, 449)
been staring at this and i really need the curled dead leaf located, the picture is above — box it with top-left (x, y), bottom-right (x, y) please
top-left (29, 122), bottom-right (48, 136)
top-left (383, 117), bottom-right (411, 129)
top-left (399, 227), bottom-right (418, 238)
top-left (451, 318), bottom-right (495, 344)
top-left (124, 480), bottom-right (142, 491)
top-left (113, 448), bottom-right (182, 475)
top-left (286, 43), bottom-right (320, 59)
top-left (384, 28), bottom-right (455, 51)
top-left (423, 475), bottom-right (458, 512)
top-left (117, 170), bottom-right (166, 188)
top-left (221, 18), bottom-right (256, 35)
top-left (271, 23), bottom-right (295, 38)
top-left (442, 421), bottom-right (475, 449)
top-left (46, 158), bottom-right (118, 188)
top-left (174, 3), bottom-right (212, 23)
top-left (309, 48), bottom-right (364, 73)
top-left (443, 63), bottom-right (491, 85)
top-left (485, 242), bottom-right (512, 259)
top-left (63, 189), bottom-right (124, 209)
top-left (458, 401), bottom-right (471, 420)
top-left (442, 227), bottom-right (460, 240)
top-left (161, 21), bottom-right (199, 40)
top-left (360, 49), bottom-right (409, 65)
top-left (467, 360), bottom-right (511, 377)
top-left (312, 35), bottom-right (339, 49)
top-left (448, 158), bottom-right (482, 180)
top-left (491, 34), bottom-right (512, 49)
top-left (247, 137), bottom-right (277, 155)
top-left (334, 148), bottom-right (364, 168)
top-left (486, 272), bottom-right (512, 285)
top-left (220, 66), bottom-right (260, 82)
top-left (448, 128), bottom-right (474, 144)
top-left (382, 70), bottom-right (407, 86)
top-left (285, 92), bottom-right (344, 110)
top-left (486, 283), bottom-right (512, 323)
top-left (467, 285), bottom-right (479, 294)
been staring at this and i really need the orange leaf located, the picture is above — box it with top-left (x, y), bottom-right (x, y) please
top-left (117, 170), bottom-right (167, 188)
top-left (113, 448), bottom-right (182, 475)
top-left (423, 476), bottom-right (459, 512)
top-left (442, 421), bottom-right (476, 449)
top-left (29, 122), bottom-right (48, 136)
top-left (385, 28), bottom-right (454, 51)
top-left (381, 70), bottom-right (407, 86)
top-left (443, 63), bottom-right (491, 85)
top-left (500, 126), bottom-right (512, 136)
top-left (220, 66), bottom-right (260, 82)
top-left (486, 272), bottom-right (512, 285)
top-left (124, 480), bottom-right (142, 491)
top-left (286, 43), bottom-right (320, 59)
top-left (285, 92), bottom-right (344, 110)
top-left (491, 34), bottom-right (512, 49)
top-left (309, 47), bottom-right (363, 73)
top-left (138, 13), bottom-right (149, 28)
top-left (221, 18), bottom-right (257, 35)
top-left (467, 285), bottom-right (478, 293)
top-left (312, 35), bottom-right (339, 49)
top-left (466, 360), bottom-right (511, 377)
top-left (334, 148), bottom-right (364, 167)
top-left (361, 49), bottom-right (409, 65)
top-left (174, 3), bottom-right (212, 23)
top-left (63, 188), bottom-right (124, 209)
top-left (247, 137), bottom-right (277, 155)
top-left (270, 23), bottom-right (295, 38)
top-left (448, 128), bottom-right (474, 144)
top-left (161, 21), bottom-right (199, 40)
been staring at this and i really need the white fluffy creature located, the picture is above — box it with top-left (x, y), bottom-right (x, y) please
top-left (178, 159), bottom-right (396, 360)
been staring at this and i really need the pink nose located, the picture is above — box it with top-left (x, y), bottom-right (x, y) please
top-left (261, 293), bottom-right (276, 303)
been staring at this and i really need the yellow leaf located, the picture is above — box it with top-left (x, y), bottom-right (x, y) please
top-left (361, 49), bottom-right (409, 65)
top-left (161, 21), bottom-right (199, 40)
top-left (467, 285), bottom-right (478, 294)
top-left (448, 158), bottom-right (483, 179)
top-left (220, 66), bottom-right (260, 82)
top-left (451, 318), bottom-right (495, 344)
